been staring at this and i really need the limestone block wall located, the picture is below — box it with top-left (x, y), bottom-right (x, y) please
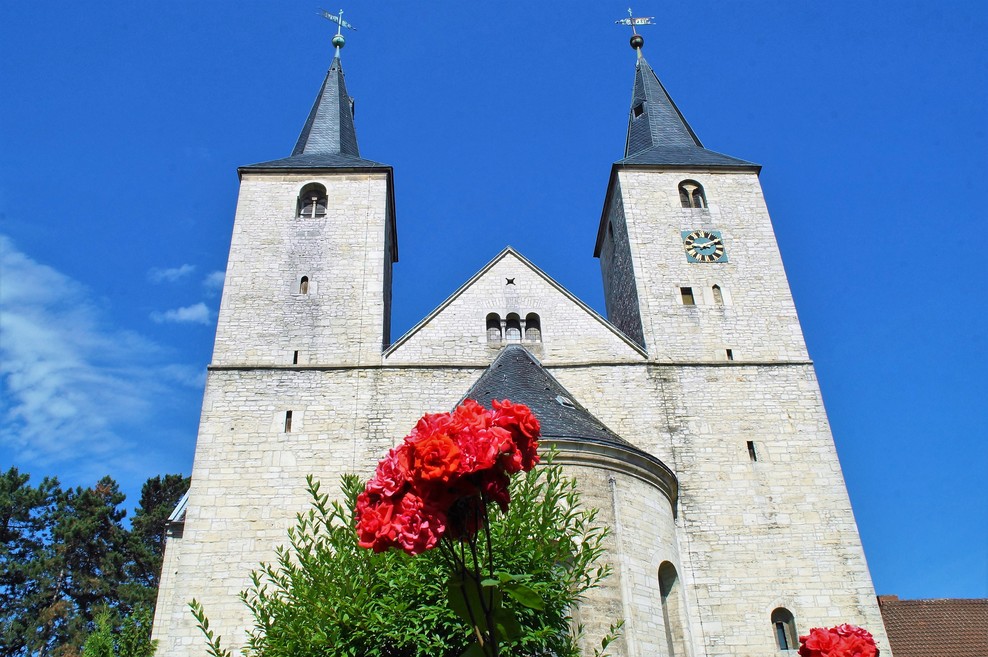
top-left (550, 360), bottom-right (890, 655)
top-left (385, 251), bottom-right (643, 366)
top-left (212, 171), bottom-right (392, 367)
top-left (665, 362), bottom-right (890, 655)
top-left (601, 170), bottom-right (809, 363)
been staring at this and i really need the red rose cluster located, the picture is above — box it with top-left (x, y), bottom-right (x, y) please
top-left (355, 399), bottom-right (540, 555)
top-left (799, 624), bottom-right (878, 657)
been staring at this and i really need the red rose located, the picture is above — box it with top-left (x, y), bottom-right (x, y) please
top-left (355, 491), bottom-right (399, 552)
top-left (408, 411), bottom-right (452, 443)
top-left (799, 626), bottom-right (878, 657)
top-left (452, 399), bottom-right (494, 432)
top-left (394, 492), bottom-right (446, 555)
top-left (411, 431), bottom-right (462, 483)
top-left (492, 399), bottom-right (540, 471)
top-left (456, 426), bottom-right (505, 474)
top-left (365, 445), bottom-right (412, 498)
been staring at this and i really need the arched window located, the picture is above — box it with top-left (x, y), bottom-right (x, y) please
top-left (771, 608), bottom-right (798, 650)
top-left (658, 562), bottom-right (688, 656)
top-left (678, 180), bottom-right (707, 209)
top-left (486, 313), bottom-right (502, 343)
top-left (297, 183), bottom-right (328, 218)
top-left (712, 284), bottom-right (724, 305)
top-left (505, 314), bottom-right (522, 342)
top-left (299, 276), bottom-right (309, 294)
top-left (524, 313), bottom-right (542, 342)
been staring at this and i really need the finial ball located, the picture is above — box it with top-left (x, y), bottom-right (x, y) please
top-left (332, 34), bottom-right (346, 48)
top-left (630, 34), bottom-right (644, 50)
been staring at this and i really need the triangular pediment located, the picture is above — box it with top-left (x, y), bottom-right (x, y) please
top-left (385, 248), bottom-right (645, 365)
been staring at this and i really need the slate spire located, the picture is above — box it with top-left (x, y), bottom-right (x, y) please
top-left (241, 43), bottom-right (387, 171)
top-left (292, 54), bottom-right (360, 159)
top-left (619, 40), bottom-right (756, 168)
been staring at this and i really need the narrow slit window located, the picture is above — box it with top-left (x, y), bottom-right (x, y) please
top-left (771, 608), bottom-right (797, 651)
top-left (726, 348), bottom-right (734, 360)
top-left (747, 440), bottom-right (757, 462)
top-left (284, 410), bottom-right (293, 433)
top-left (680, 287), bottom-right (695, 305)
top-left (292, 350), bottom-right (299, 365)
top-left (299, 276), bottom-right (309, 294)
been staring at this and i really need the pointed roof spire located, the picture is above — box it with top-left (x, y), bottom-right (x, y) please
top-left (241, 11), bottom-right (386, 171)
top-left (291, 54), bottom-right (360, 159)
top-left (616, 23), bottom-right (757, 169)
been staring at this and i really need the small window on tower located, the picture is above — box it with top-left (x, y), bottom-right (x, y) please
top-left (299, 276), bottom-right (309, 294)
top-left (284, 410), bottom-right (293, 433)
top-left (297, 183), bottom-right (328, 218)
top-left (633, 102), bottom-right (645, 118)
top-left (771, 608), bottom-right (797, 651)
top-left (712, 284), bottom-right (724, 305)
top-left (678, 180), bottom-right (707, 209)
top-left (680, 287), bottom-right (695, 305)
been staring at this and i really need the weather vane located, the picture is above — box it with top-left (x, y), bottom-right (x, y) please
top-left (319, 8), bottom-right (356, 53)
top-left (615, 7), bottom-right (654, 52)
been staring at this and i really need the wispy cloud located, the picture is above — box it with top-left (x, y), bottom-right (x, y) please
top-left (0, 236), bottom-right (201, 483)
top-left (148, 264), bottom-right (196, 284)
top-left (150, 302), bottom-right (211, 325)
top-left (202, 270), bottom-right (225, 295)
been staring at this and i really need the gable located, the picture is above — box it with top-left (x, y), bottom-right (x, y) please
top-left (385, 248), bottom-right (645, 365)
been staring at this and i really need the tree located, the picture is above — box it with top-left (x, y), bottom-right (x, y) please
top-left (0, 468), bottom-right (61, 656)
top-left (0, 469), bottom-right (188, 657)
top-left (124, 474), bottom-right (190, 610)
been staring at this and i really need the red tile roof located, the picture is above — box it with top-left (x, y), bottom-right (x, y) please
top-left (878, 595), bottom-right (988, 657)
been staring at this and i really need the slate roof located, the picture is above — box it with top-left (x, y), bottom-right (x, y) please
top-left (242, 55), bottom-right (388, 171)
top-left (620, 55), bottom-right (757, 169)
top-left (463, 345), bottom-right (657, 463)
top-left (878, 595), bottom-right (988, 657)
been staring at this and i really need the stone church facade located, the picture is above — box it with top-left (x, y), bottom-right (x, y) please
top-left (152, 36), bottom-right (892, 657)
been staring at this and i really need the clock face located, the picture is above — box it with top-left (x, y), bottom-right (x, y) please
top-left (682, 229), bottom-right (727, 263)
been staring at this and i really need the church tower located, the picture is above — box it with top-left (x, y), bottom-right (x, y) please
top-left (213, 46), bottom-right (396, 367)
top-left (589, 31), bottom-right (892, 655)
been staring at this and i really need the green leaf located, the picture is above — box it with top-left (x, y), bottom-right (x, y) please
top-left (493, 606), bottom-right (522, 642)
top-left (503, 582), bottom-right (544, 610)
top-left (447, 576), bottom-right (501, 631)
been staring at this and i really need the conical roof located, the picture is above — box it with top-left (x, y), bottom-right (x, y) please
top-left (620, 55), bottom-right (756, 169)
top-left (242, 55), bottom-right (387, 170)
top-left (463, 345), bottom-right (648, 456)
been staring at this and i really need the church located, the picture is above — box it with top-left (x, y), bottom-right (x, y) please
top-left (151, 23), bottom-right (892, 657)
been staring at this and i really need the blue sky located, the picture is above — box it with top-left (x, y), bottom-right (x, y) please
top-left (1, 2), bottom-right (985, 599)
